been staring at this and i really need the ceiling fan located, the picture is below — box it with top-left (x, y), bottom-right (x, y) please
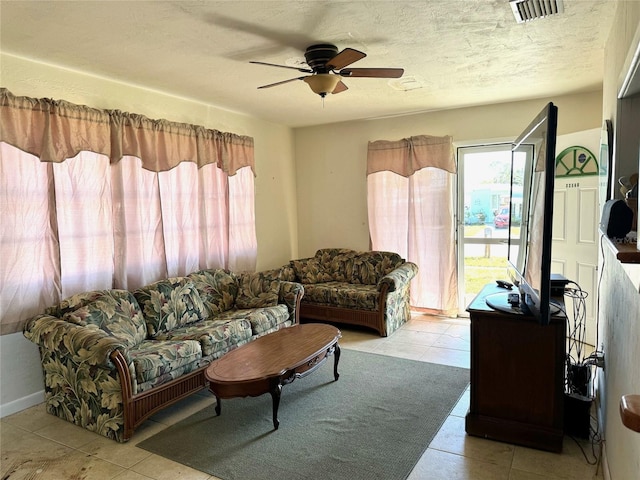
top-left (250, 44), bottom-right (404, 97)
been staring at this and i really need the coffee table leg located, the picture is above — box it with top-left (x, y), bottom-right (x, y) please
top-left (333, 343), bottom-right (341, 381)
top-left (215, 396), bottom-right (221, 416)
top-left (270, 384), bottom-right (282, 430)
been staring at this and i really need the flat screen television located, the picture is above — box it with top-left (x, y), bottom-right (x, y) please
top-left (485, 102), bottom-right (559, 325)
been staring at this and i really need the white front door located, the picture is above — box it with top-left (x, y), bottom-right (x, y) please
top-left (552, 128), bottom-right (601, 347)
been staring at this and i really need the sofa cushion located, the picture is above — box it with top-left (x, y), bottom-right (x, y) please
top-left (236, 292), bottom-right (278, 309)
top-left (134, 277), bottom-right (206, 338)
top-left (154, 316), bottom-right (253, 358)
top-left (309, 249), bottom-right (405, 284)
top-left (244, 304), bottom-right (290, 335)
top-left (351, 251), bottom-right (405, 285)
top-left (292, 258), bottom-right (333, 284)
top-left (314, 248), bottom-right (357, 264)
top-left (313, 249), bottom-right (358, 282)
top-left (129, 339), bottom-right (202, 391)
top-left (303, 282), bottom-right (379, 310)
top-left (62, 290), bottom-right (147, 348)
top-left (328, 255), bottom-right (356, 282)
top-left (235, 272), bottom-right (279, 308)
top-left (187, 269), bottom-right (238, 316)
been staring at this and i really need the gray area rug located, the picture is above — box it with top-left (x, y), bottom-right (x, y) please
top-left (137, 350), bottom-right (469, 480)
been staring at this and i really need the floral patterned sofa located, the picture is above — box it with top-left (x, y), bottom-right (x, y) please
top-left (280, 249), bottom-right (418, 337)
top-left (23, 268), bottom-right (303, 443)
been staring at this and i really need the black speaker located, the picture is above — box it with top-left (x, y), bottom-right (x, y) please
top-left (564, 392), bottom-right (592, 439)
top-left (600, 199), bottom-right (633, 238)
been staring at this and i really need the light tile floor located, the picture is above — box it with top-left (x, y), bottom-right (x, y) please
top-left (1, 313), bottom-right (604, 479)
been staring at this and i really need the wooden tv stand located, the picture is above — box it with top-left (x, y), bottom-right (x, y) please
top-left (465, 283), bottom-right (566, 452)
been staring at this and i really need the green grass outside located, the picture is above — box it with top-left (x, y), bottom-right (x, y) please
top-left (464, 256), bottom-right (507, 294)
top-left (462, 224), bottom-right (519, 295)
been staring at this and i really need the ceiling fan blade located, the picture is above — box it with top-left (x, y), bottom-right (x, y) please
top-left (250, 61), bottom-right (313, 74)
top-left (340, 68), bottom-right (404, 78)
top-left (332, 81), bottom-right (348, 94)
top-left (257, 76), bottom-right (307, 89)
top-left (326, 48), bottom-right (366, 70)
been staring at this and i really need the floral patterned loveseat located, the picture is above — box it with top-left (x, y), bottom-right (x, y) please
top-left (280, 249), bottom-right (418, 337)
top-left (23, 268), bottom-right (303, 443)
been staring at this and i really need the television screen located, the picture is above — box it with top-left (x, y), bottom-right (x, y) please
top-left (486, 102), bottom-right (558, 325)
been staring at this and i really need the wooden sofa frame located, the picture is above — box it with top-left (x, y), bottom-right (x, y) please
top-left (111, 351), bottom-right (208, 441)
top-left (299, 283), bottom-right (391, 337)
top-left (111, 295), bottom-right (302, 442)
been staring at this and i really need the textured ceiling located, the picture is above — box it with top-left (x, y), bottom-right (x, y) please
top-left (1, 1), bottom-right (616, 127)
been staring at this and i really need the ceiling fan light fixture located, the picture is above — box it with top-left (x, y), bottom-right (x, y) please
top-left (253, 43), bottom-right (403, 97)
top-left (304, 74), bottom-right (340, 97)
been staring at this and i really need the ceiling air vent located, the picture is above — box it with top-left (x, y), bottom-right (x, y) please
top-left (510, 0), bottom-right (564, 23)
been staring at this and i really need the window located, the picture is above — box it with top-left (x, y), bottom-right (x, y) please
top-left (0, 89), bottom-right (257, 334)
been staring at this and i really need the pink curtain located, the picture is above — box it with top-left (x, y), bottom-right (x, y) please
top-left (367, 135), bottom-right (458, 315)
top-left (0, 89), bottom-right (257, 335)
top-left (112, 156), bottom-right (166, 290)
top-left (228, 167), bottom-right (258, 272)
top-left (54, 152), bottom-right (115, 297)
top-left (0, 145), bottom-right (60, 334)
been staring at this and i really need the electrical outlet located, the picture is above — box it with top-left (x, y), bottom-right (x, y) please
top-left (583, 351), bottom-right (605, 369)
top-left (594, 352), bottom-right (605, 369)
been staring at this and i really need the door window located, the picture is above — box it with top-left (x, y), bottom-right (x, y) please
top-left (457, 144), bottom-right (512, 311)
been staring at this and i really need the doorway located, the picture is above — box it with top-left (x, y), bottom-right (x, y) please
top-left (456, 144), bottom-right (513, 312)
top-left (457, 133), bottom-right (600, 346)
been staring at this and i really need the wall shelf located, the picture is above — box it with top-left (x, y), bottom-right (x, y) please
top-left (620, 394), bottom-right (640, 432)
top-left (601, 231), bottom-right (640, 263)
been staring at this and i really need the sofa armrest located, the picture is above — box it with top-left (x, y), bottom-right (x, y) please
top-left (279, 281), bottom-right (304, 324)
top-left (24, 314), bottom-right (130, 442)
top-left (24, 314), bottom-right (128, 369)
top-left (377, 262), bottom-right (419, 293)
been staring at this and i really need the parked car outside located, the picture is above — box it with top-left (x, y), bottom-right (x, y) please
top-left (494, 207), bottom-right (510, 228)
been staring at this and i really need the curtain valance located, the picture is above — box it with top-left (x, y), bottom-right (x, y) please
top-left (367, 135), bottom-right (455, 177)
top-left (0, 88), bottom-right (254, 176)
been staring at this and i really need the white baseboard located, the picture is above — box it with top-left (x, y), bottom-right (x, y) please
top-left (594, 388), bottom-right (610, 480)
top-left (0, 390), bottom-right (44, 418)
top-left (601, 442), bottom-right (611, 480)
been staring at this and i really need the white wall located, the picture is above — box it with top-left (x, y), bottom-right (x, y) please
top-left (603, 2), bottom-right (640, 197)
top-left (0, 53), bottom-right (299, 415)
top-left (294, 92), bottom-right (603, 257)
top-left (599, 2), bottom-right (640, 479)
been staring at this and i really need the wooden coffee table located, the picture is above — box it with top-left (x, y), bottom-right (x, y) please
top-left (205, 323), bottom-right (341, 429)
